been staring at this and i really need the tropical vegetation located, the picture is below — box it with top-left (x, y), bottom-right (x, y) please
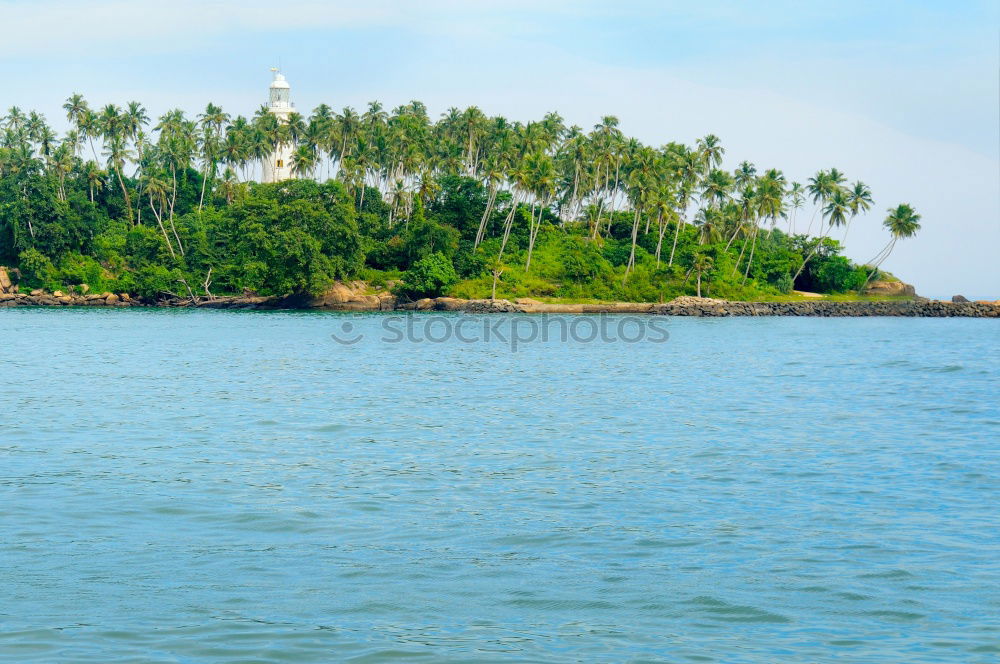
top-left (0, 96), bottom-right (919, 301)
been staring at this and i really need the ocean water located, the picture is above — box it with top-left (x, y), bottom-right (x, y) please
top-left (0, 309), bottom-right (998, 663)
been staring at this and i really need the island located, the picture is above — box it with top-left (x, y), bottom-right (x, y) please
top-left (1, 77), bottom-right (994, 316)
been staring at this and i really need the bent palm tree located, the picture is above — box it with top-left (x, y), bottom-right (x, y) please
top-left (860, 204), bottom-right (921, 291)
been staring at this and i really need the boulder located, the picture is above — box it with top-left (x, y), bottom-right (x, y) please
top-left (0, 267), bottom-right (11, 293)
top-left (105, 293), bottom-right (120, 304)
top-left (323, 282), bottom-right (354, 304)
top-left (952, 294), bottom-right (970, 303)
top-left (865, 280), bottom-right (916, 297)
top-left (433, 297), bottom-right (467, 311)
top-left (53, 290), bottom-right (65, 297)
top-left (414, 298), bottom-right (435, 311)
top-left (30, 289), bottom-right (44, 296)
top-left (120, 293), bottom-right (131, 302)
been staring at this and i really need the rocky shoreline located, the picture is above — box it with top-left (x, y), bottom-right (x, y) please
top-left (1, 289), bottom-right (998, 317)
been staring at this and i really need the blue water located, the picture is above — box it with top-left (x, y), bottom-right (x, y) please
top-left (1, 309), bottom-right (998, 663)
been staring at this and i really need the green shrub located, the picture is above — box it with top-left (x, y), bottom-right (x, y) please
top-left (18, 248), bottom-right (57, 289)
top-left (395, 252), bottom-right (459, 299)
top-left (773, 273), bottom-right (794, 294)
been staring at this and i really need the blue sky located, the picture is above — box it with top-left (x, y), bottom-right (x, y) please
top-left (4, 0), bottom-right (998, 297)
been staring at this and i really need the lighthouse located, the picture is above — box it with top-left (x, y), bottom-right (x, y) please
top-left (262, 69), bottom-right (294, 183)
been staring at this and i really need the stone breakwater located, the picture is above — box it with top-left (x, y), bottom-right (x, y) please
top-left (1, 290), bottom-right (998, 317)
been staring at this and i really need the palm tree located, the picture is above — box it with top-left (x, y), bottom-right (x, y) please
top-left (197, 102), bottom-right (229, 211)
top-left (786, 182), bottom-right (804, 234)
top-left (842, 180), bottom-right (873, 242)
top-left (696, 134), bottom-right (724, 179)
top-left (792, 187), bottom-right (850, 283)
top-left (524, 152), bottom-right (556, 272)
top-left (692, 253), bottom-right (714, 297)
top-left (860, 204), bottom-right (921, 291)
top-left (668, 147), bottom-right (702, 266)
top-left (99, 104), bottom-right (135, 224)
top-left (291, 144), bottom-right (317, 179)
top-left (83, 160), bottom-right (105, 203)
top-left (143, 174), bottom-right (176, 259)
top-left (63, 94), bottom-right (90, 158)
top-left (733, 160), bottom-right (756, 190)
top-left (701, 168), bottom-right (733, 209)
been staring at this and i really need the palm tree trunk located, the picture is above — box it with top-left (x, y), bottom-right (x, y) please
top-left (805, 205), bottom-right (821, 237)
top-left (591, 197), bottom-right (605, 240)
top-left (792, 223), bottom-right (832, 283)
top-left (497, 192), bottom-right (522, 261)
top-left (654, 212), bottom-right (666, 266)
top-left (198, 162), bottom-right (210, 212)
top-left (733, 234), bottom-right (750, 276)
top-left (525, 201), bottom-right (541, 272)
top-left (149, 194), bottom-right (176, 259)
top-left (113, 163), bottom-right (134, 224)
top-left (859, 238), bottom-right (896, 293)
top-left (475, 183), bottom-right (499, 247)
top-left (725, 224), bottom-right (740, 251)
top-left (168, 166), bottom-right (184, 256)
top-left (742, 228), bottom-right (758, 285)
top-left (668, 213), bottom-right (684, 266)
top-left (626, 207), bottom-right (641, 275)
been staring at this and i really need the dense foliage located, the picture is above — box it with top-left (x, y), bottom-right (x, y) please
top-left (0, 97), bottom-right (920, 300)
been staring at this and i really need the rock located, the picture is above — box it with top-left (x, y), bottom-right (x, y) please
top-left (669, 296), bottom-right (726, 306)
top-left (323, 282), bottom-right (354, 304)
top-left (79, 283), bottom-right (90, 294)
top-left (53, 290), bottom-right (64, 297)
top-left (85, 293), bottom-right (105, 301)
top-left (0, 267), bottom-right (11, 293)
top-left (515, 297), bottom-right (543, 305)
top-left (433, 297), bottom-right (467, 311)
top-left (105, 293), bottom-right (120, 304)
top-left (865, 280), bottom-right (916, 297)
top-left (463, 299), bottom-right (523, 313)
top-left (414, 298), bottom-right (435, 311)
top-left (952, 294), bottom-right (969, 303)
top-left (30, 289), bottom-right (44, 296)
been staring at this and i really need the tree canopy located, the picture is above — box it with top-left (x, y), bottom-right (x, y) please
top-left (0, 97), bottom-right (919, 300)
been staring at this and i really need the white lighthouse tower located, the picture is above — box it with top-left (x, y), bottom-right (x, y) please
top-left (262, 69), bottom-right (294, 183)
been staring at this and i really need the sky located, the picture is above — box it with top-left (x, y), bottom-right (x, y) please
top-left (4, 0), bottom-right (998, 299)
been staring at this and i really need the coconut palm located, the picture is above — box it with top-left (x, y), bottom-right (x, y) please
top-left (842, 180), bottom-right (873, 242)
top-left (99, 104), bottom-right (135, 224)
top-left (291, 144), bottom-right (317, 179)
top-left (197, 102), bottom-right (230, 210)
top-left (860, 204), bottom-right (921, 291)
top-left (692, 253), bottom-right (714, 297)
top-left (524, 152), bottom-right (556, 272)
top-left (786, 182), bottom-right (804, 234)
